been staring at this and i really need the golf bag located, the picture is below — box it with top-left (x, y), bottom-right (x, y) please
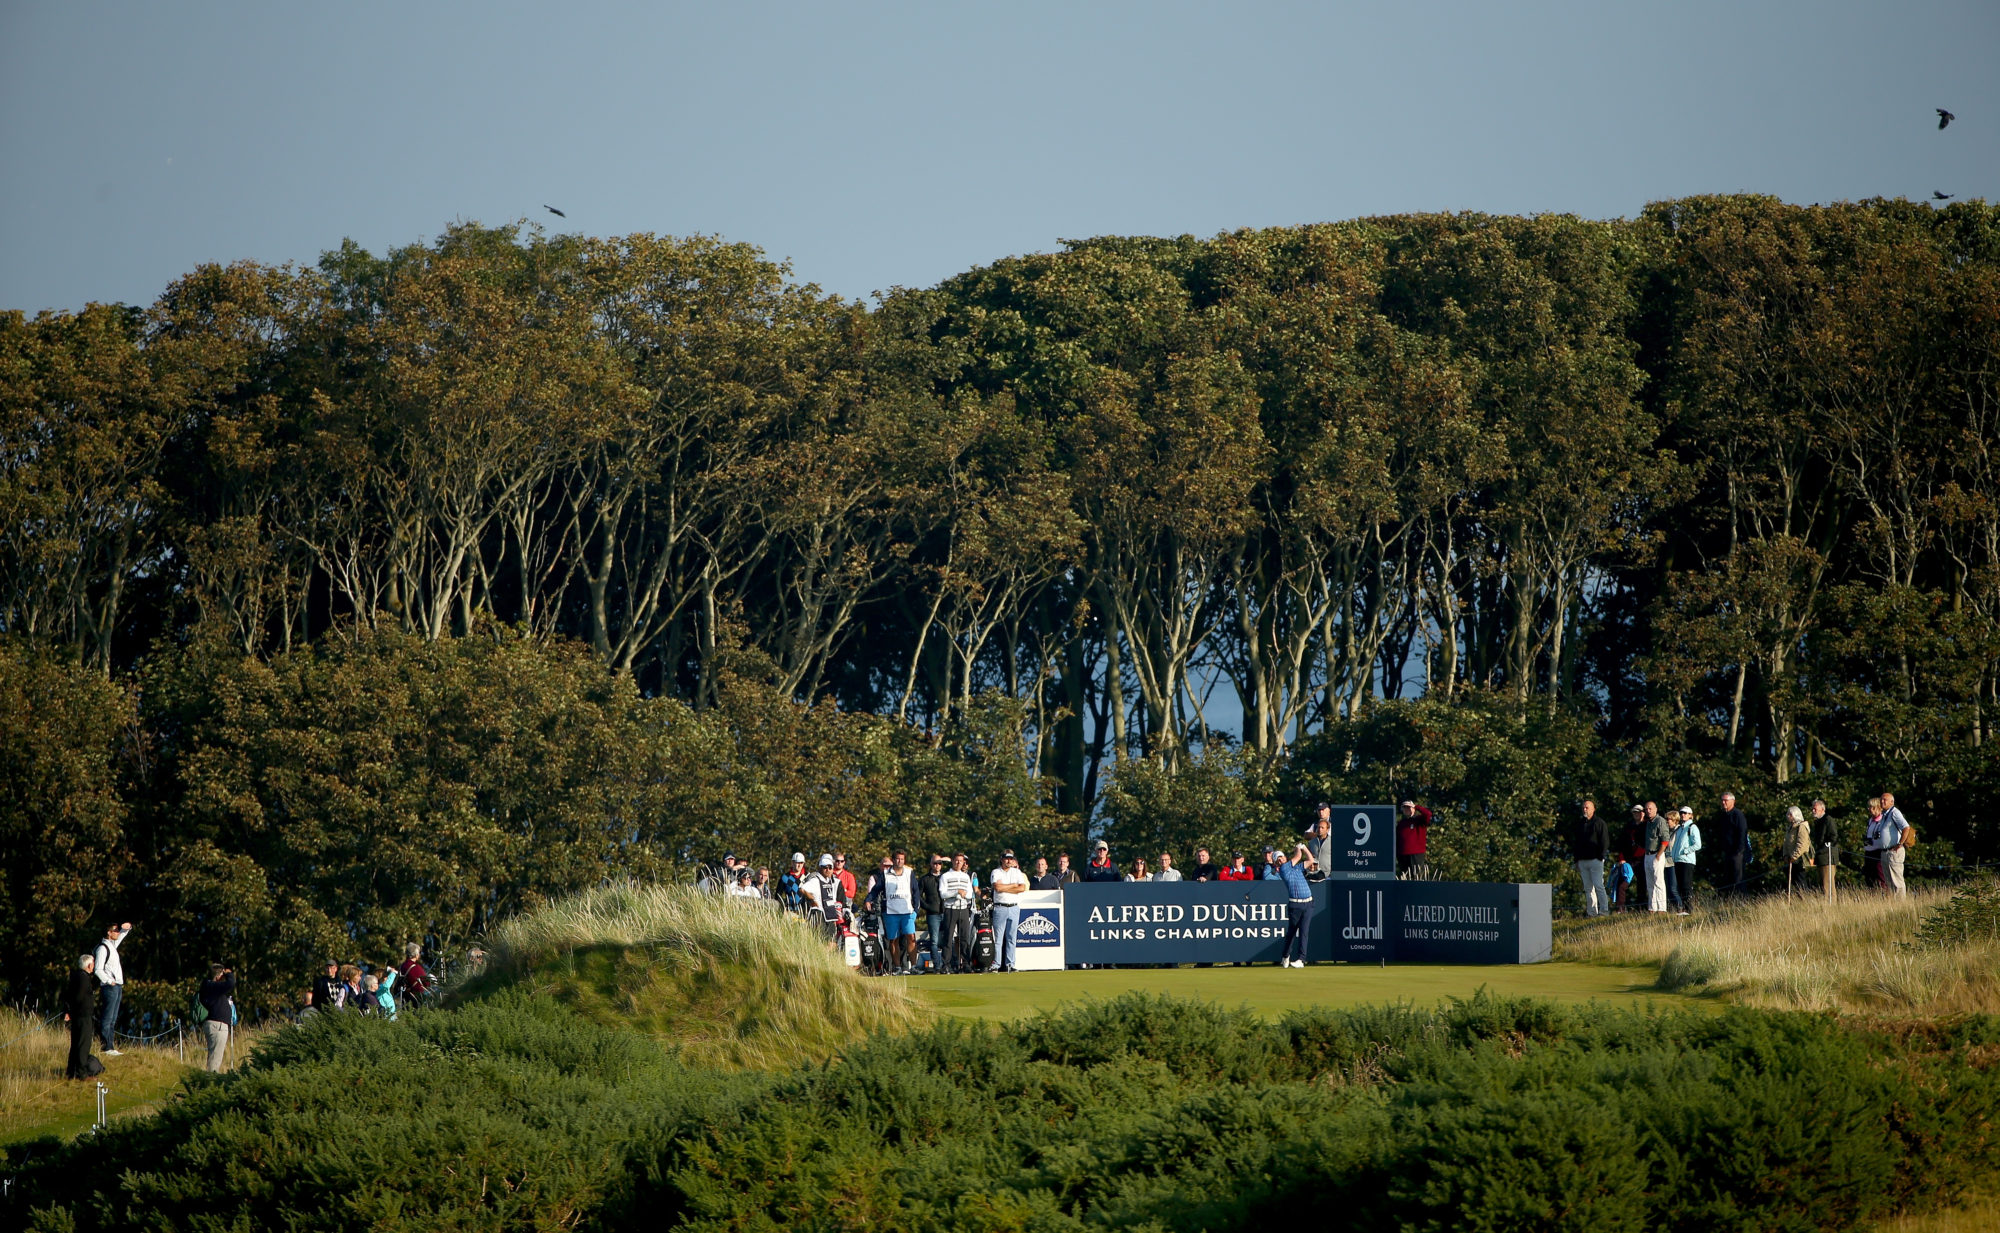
top-left (973, 908), bottom-right (996, 971)
top-left (855, 911), bottom-right (888, 975)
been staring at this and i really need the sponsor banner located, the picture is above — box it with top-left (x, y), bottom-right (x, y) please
top-left (1320, 805), bottom-right (1396, 880)
top-left (1064, 879), bottom-right (1311, 966)
top-left (1323, 882), bottom-right (1392, 961)
top-left (1012, 889), bottom-right (1065, 970)
top-left (1060, 881), bottom-right (1551, 965)
top-left (1389, 882), bottom-right (1551, 964)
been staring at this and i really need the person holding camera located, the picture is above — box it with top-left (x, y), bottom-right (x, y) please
top-left (198, 964), bottom-right (237, 1072)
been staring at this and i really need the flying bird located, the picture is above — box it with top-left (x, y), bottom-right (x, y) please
top-left (543, 204), bottom-right (566, 218)
top-left (1934, 191), bottom-right (1955, 200)
top-left (1937, 109), bottom-right (1955, 130)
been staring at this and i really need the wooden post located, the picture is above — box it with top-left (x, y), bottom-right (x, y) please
top-left (1822, 844), bottom-right (1837, 903)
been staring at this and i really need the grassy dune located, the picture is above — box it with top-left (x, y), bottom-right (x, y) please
top-left (1557, 887), bottom-right (2000, 1016)
top-left (458, 880), bottom-right (922, 1068)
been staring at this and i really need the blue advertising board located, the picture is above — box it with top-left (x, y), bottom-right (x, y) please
top-left (1059, 879), bottom-right (1549, 966)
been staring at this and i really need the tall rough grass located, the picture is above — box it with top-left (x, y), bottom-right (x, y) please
top-left (1558, 888), bottom-right (2000, 1015)
top-left (467, 881), bottom-right (923, 1068)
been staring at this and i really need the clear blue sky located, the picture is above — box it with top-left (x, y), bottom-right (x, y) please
top-left (3, 0), bottom-right (1995, 312)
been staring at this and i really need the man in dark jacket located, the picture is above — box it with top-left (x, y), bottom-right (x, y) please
top-left (1572, 799), bottom-right (1610, 916)
top-left (1712, 792), bottom-right (1749, 897)
top-left (311, 959), bottom-right (342, 1010)
top-left (1189, 848), bottom-right (1220, 882)
top-left (919, 856), bottom-right (946, 969)
top-left (1083, 841), bottom-right (1121, 882)
top-left (198, 965), bottom-right (236, 1072)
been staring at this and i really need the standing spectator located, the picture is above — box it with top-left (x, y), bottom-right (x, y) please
top-left (1669, 806), bottom-right (1701, 914)
top-left (728, 868), bottom-right (762, 899)
top-left (1272, 850), bottom-right (1315, 968)
top-left (877, 850), bottom-right (919, 974)
top-left (1863, 797), bottom-right (1886, 889)
top-left (338, 964), bottom-right (366, 1012)
top-left (395, 944), bottom-right (433, 1003)
top-left (1055, 853), bottom-right (1081, 884)
top-left (1781, 806), bottom-right (1815, 895)
top-left (755, 867), bottom-right (773, 898)
top-left (1620, 806), bottom-right (1648, 885)
top-left (294, 989), bottom-right (319, 1025)
top-left (1572, 799), bottom-right (1610, 916)
top-left (801, 855), bottom-right (847, 936)
top-left (989, 851), bottom-right (1029, 973)
top-left (832, 852), bottom-right (858, 903)
top-left (1153, 852), bottom-right (1183, 882)
top-left (64, 954), bottom-right (97, 1080)
top-left (1302, 810), bottom-right (1334, 881)
top-left (1878, 793), bottom-right (1911, 896)
top-left (1189, 848), bottom-right (1219, 882)
top-left (1662, 811), bottom-right (1685, 912)
top-left (1810, 800), bottom-right (1838, 876)
top-left (1609, 855), bottom-right (1635, 910)
top-left (1396, 800), bottom-right (1433, 879)
top-left (198, 965), bottom-right (236, 1072)
top-left (367, 970), bottom-right (397, 1020)
top-left (779, 854), bottom-right (807, 910)
top-left (1219, 853), bottom-right (1255, 881)
top-left (92, 921), bottom-right (130, 1056)
top-left (1712, 793), bottom-right (1749, 897)
top-left (313, 959), bottom-right (344, 1010)
top-left (919, 856), bottom-right (947, 966)
top-left (939, 854), bottom-right (977, 973)
top-left (1083, 841), bottom-right (1120, 882)
top-left (1029, 857), bottom-right (1061, 891)
top-left (1260, 847), bottom-right (1281, 880)
top-left (1645, 803), bottom-right (1672, 913)
top-left (1125, 857), bottom-right (1151, 882)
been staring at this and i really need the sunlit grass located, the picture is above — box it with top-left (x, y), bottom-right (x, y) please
top-left (0, 1008), bottom-right (270, 1145)
top-left (461, 880), bottom-right (924, 1069)
top-left (1557, 888), bottom-right (2000, 1015)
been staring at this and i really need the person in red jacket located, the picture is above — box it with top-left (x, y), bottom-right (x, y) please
top-left (1218, 853), bottom-right (1256, 881)
top-left (1397, 800), bottom-right (1433, 880)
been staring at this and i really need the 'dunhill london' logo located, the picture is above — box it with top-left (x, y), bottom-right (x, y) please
top-left (1342, 889), bottom-right (1385, 941)
top-left (1019, 909), bottom-right (1060, 946)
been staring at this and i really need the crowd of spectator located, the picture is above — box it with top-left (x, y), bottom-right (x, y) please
top-left (697, 800), bottom-right (1441, 974)
top-left (1568, 790), bottom-right (1915, 916)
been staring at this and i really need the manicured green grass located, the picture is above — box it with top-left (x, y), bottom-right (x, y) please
top-left (913, 960), bottom-right (1685, 1021)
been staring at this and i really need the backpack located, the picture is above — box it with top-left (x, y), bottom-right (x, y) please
top-left (1901, 823), bottom-right (1917, 852)
top-left (188, 994), bottom-right (208, 1025)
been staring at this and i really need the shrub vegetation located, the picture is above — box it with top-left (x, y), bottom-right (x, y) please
top-left (6, 992), bottom-right (1997, 1231)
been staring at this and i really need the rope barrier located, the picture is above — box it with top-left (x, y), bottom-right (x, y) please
top-left (0, 1013), bottom-right (62, 1052)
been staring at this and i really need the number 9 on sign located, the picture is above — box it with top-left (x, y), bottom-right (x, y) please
top-left (1352, 811), bottom-right (1372, 846)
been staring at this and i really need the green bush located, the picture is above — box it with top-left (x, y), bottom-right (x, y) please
top-left (1914, 878), bottom-right (2000, 949)
top-left (7, 992), bottom-right (1997, 1232)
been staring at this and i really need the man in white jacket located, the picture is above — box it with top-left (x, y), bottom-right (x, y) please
top-left (93, 921), bottom-right (131, 1056)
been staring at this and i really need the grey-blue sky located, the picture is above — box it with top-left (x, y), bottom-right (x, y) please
top-left (2, 0), bottom-right (1994, 312)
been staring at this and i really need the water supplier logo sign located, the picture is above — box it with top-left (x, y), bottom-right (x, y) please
top-left (1018, 908), bottom-right (1061, 947)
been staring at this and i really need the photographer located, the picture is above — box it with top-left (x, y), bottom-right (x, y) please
top-left (198, 964), bottom-right (237, 1072)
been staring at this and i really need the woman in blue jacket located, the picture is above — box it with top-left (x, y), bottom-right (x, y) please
top-left (1668, 805), bottom-right (1701, 916)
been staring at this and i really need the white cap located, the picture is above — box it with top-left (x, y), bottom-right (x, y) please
top-left (791, 852), bottom-right (806, 864)
top-left (819, 853), bottom-right (834, 867)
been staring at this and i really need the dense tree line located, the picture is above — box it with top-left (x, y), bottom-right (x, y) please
top-left (5, 196), bottom-right (2000, 1000)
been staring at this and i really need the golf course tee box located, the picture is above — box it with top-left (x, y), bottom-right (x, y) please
top-left (1062, 881), bottom-right (1552, 966)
